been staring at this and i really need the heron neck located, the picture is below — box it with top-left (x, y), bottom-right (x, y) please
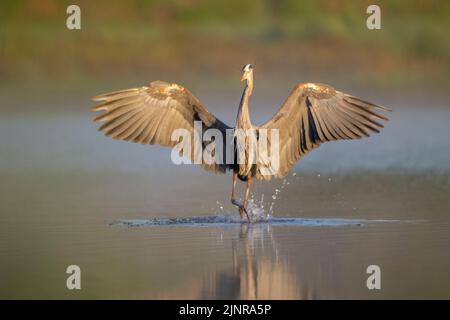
top-left (237, 81), bottom-right (253, 128)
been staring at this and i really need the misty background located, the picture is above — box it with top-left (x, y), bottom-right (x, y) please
top-left (1, 0), bottom-right (450, 299)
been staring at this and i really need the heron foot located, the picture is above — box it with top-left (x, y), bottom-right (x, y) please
top-left (231, 199), bottom-right (241, 207)
top-left (239, 206), bottom-right (251, 223)
top-left (231, 199), bottom-right (251, 223)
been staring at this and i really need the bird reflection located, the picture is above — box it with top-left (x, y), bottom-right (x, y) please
top-left (158, 223), bottom-right (314, 299)
top-left (217, 223), bottom-right (313, 299)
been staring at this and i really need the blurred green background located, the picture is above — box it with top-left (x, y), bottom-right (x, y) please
top-left (1, 1), bottom-right (450, 299)
top-left (0, 0), bottom-right (449, 112)
top-left (1, 1), bottom-right (449, 87)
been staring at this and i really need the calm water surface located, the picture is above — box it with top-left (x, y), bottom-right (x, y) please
top-left (0, 103), bottom-right (449, 299)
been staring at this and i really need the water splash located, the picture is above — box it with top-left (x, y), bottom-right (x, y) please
top-left (215, 201), bottom-right (225, 215)
top-left (246, 197), bottom-right (271, 222)
top-left (266, 173), bottom-right (297, 216)
top-left (211, 170), bottom-right (333, 222)
top-left (111, 216), bottom-right (402, 228)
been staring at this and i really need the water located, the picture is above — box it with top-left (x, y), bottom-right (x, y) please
top-left (1, 102), bottom-right (450, 299)
top-left (113, 216), bottom-right (400, 227)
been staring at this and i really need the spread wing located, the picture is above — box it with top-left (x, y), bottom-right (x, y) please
top-left (91, 81), bottom-right (232, 174)
top-left (257, 83), bottom-right (391, 180)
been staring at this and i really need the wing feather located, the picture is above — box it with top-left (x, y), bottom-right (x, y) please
top-left (92, 82), bottom-right (232, 174)
top-left (257, 83), bottom-right (390, 179)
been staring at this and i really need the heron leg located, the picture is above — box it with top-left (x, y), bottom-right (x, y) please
top-left (231, 171), bottom-right (238, 203)
top-left (241, 176), bottom-right (253, 222)
top-left (230, 171), bottom-right (250, 222)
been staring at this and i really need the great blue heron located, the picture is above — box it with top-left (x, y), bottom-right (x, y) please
top-left (92, 64), bottom-right (390, 222)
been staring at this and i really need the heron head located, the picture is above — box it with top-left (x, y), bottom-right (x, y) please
top-left (241, 64), bottom-right (253, 82)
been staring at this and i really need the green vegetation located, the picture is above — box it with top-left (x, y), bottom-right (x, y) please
top-left (0, 0), bottom-right (449, 91)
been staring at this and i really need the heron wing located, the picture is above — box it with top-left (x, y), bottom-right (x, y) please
top-left (91, 81), bottom-right (232, 174)
top-left (256, 83), bottom-right (390, 180)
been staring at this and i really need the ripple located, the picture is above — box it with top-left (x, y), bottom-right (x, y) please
top-left (111, 215), bottom-right (401, 228)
